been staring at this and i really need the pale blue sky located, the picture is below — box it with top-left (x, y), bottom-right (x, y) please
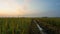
top-left (0, 0), bottom-right (60, 17)
top-left (26, 0), bottom-right (60, 17)
top-left (22, 0), bottom-right (60, 17)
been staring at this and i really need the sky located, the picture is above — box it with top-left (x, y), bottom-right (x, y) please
top-left (0, 0), bottom-right (60, 17)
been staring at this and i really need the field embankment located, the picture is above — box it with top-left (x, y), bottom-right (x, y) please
top-left (30, 18), bottom-right (60, 34)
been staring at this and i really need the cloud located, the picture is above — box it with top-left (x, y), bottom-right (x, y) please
top-left (0, 0), bottom-right (33, 17)
top-left (0, 0), bottom-right (29, 16)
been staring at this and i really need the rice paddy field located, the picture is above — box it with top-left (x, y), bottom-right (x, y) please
top-left (0, 17), bottom-right (31, 34)
top-left (0, 17), bottom-right (60, 34)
